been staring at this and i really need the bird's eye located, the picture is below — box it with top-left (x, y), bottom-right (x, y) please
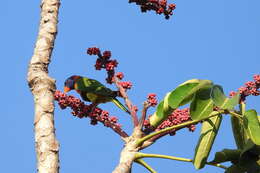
top-left (68, 80), bottom-right (74, 88)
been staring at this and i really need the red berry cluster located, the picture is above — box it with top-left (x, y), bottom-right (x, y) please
top-left (129, 0), bottom-right (176, 19)
top-left (87, 47), bottom-right (101, 55)
top-left (87, 47), bottom-right (133, 91)
top-left (144, 108), bottom-right (195, 135)
top-left (87, 47), bottom-right (118, 83)
top-left (229, 74), bottom-right (260, 102)
top-left (118, 81), bottom-right (133, 90)
top-left (54, 90), bottom-right (128, 137)
top-left (147, 93), bottom-right (158, 107)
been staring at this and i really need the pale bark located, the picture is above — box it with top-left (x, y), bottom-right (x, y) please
top-left (113, 129), bottom-right (144, 173)
top-left (27, 0), bottom-right (60, 173)
top-left (112, 138), bottom-right (138, 173)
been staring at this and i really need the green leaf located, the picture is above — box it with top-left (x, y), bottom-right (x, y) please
top-left (225, 164), bottom-right (246, 173)
top-left (168, 79), bottom-right (212, 109)
top-left (211, 85), bottom-right (240, 110)
top-left (193, 115), bottom-right (223, 169)
top-left (149, 79), bottom-right (212, 128)
top-left (240, 139), bottom-right (260, 164)
top-left (246, 162), bottom-right (260, 173)
top-left (223, 143), bottom-right (260, 173)
top-left (190, 87), bottom-right (214, 120)
top-left (149, 93), bottom-right (173, 127)
top-left (225, 162), bottom-right (260, 173)
top-left (231, 116), bottom-right (248, 150)
top-left (243, 110), bottom-right (260, 145)
top-left (231, 103), bottom-right (248, 149)
top-left (210, 149), bottom-right (241, 164)
top-left (239, 159), bottom-right (260, 173)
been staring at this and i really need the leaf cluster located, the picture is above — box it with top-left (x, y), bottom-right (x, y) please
top-left (148, 79), bottom-right (260, 172)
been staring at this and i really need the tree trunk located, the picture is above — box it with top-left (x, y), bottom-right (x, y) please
top-left (27, 0), bottom-right (60, 172)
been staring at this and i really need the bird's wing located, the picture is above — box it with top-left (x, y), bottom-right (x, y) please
top-left (76, 77), bottom-right (115, 97)
top-left (79, 92), bottom-right (90, 102)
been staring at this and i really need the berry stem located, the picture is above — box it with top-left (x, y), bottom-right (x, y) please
top-left (239, 102), bottom-right (246, 115)
top-left (99, 118), bottom-right (129, 138)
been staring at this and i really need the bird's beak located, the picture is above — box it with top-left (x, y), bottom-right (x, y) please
top-left (64, 86), bottom-right (71, 93)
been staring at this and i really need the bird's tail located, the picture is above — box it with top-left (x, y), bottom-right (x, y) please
top-left (112, 98), bottom-right (131, 114)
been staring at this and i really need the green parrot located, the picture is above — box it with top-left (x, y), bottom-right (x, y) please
top-left (64, 75), bottom-right (130, 114)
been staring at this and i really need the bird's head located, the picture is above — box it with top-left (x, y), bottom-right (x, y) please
top-left (64, 75), bottom-right (81, 93)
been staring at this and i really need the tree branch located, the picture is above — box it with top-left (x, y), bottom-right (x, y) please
top-left (27, 0), bottom-right (60, 172)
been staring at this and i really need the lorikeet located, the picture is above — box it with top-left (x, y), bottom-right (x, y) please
top-left (64, 75), bottom-right (130, 114)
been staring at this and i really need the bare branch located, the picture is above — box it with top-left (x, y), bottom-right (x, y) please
top-left (138, 101), bottom-right (149, 128)
top-left (114, 77), bottom-right (139, 127)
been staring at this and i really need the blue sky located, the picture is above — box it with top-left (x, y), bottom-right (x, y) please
top-left (1, 0), bottom-right (259, 172)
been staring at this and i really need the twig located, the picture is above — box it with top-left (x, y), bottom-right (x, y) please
top-left (114, 77), bottom-right (139, 127)
top-left (135, 153), bottom-right (227, 170)
top-left (135, 159), bottom-right (157, 173)
top-left (138, 101), bottom-right (149, 128)
top-left (96, 116), bottom-right (129, 138)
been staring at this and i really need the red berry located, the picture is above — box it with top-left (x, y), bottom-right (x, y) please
top-left (102, 51), bottom-right (111, 59)
top-left (229, 91), bottom-right (237, 97)
top-left (157, 7), bottom-right (164, 14)
top-left (159, 0), bottom-right (167, 7)
top-left (105, 60), bottom-right (118, 71)
top-left (116, 72), bottom-right (124, 80)
top-left (168, 4), bottom-right (176, 10)
top-left (87, 47), bottom-right (100, 55)
top-left (253, 74), bottom-right (260, 84)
